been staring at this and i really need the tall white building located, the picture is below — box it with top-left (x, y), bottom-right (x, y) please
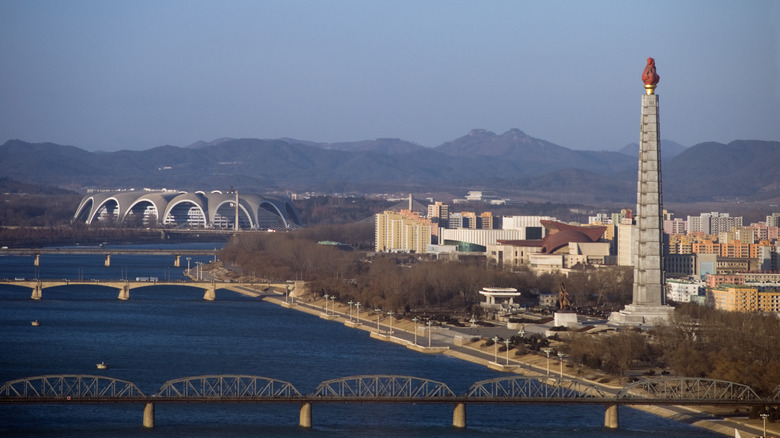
top-left (617, 223), bottom-right (634, 266)
top-left (375, 210), bottom-right (432, 253)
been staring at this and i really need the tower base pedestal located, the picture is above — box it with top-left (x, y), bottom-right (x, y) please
top-left (608, 304), bottom-right (673, 327)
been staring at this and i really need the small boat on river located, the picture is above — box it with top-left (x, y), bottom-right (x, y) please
top-left (96, 362), bottom-right (109, 370)
top-left (31, 320), bottom-right (40, 326)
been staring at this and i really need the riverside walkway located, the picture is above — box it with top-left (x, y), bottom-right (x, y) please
top-left (1, 374), bottom-right (776, 430)
top-left (260, 290), bottom-right (780, 437)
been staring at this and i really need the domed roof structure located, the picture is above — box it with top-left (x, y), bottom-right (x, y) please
top-left (74, 190), bottom-right (303, 230)
top-left (539, 220), bottom-right (607, 254)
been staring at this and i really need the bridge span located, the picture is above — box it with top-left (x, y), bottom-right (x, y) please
top-left (0, 247), bottom-right (218, 267)
top-left (0, 279), bottom-right (268, 300)
top-left (2, 374), bottom-right (777, 430)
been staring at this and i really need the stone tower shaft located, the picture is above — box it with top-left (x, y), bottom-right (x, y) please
top-left (633, 94), bottom-right (666, 306)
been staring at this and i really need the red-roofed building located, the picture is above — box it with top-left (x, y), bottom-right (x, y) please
top-left (487, 221), bottom-right (612, 271)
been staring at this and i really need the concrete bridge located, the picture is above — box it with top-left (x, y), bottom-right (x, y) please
top-left (0, 247), bottom-right (217, 267)
top-left (0, 279), bottom-right (261, 301)
top-left (1, 374), bottom-right (777, 430)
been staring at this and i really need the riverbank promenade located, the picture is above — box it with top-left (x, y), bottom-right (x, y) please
top-left (257, 285), bottom-right (779, 438)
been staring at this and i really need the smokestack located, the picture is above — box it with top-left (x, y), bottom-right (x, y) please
top-left (409, 193), bottom-right (412, 211)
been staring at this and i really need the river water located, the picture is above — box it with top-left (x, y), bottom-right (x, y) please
top-left (0, 243), bottom-right (720, 437)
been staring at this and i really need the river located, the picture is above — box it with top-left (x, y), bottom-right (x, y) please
top-left (0, 243), bottom-right (721, 437)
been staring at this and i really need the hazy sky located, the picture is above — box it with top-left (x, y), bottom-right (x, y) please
top-left (1, 0), bottom-right (778, 152)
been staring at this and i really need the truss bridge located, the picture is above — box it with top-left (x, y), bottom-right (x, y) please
top-left (2, 374), bottom-right (777, 430)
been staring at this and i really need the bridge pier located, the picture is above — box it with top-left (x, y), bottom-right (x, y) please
top-left (604, 404), bottom-right (619, 429)
top-left (104, 254), bottom-right (111, 267)
top-left (174, 255), bottom-right (181, 267)
top-left (143, 402), bottom-right (155, 428)
top-left (31, 282), bottom-right (42, 300)
top-left (203, 284), bottom-right (216, 301)
top-left (118, 283), bottom-right (130, 300)
top-left (452, 402), bottom-right (466, 428)
top-left (299, 402), bottom-right (312, 428)
top-left (34, 253), bottom-right (40, 267)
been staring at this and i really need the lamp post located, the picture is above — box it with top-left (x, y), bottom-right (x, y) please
top-left (760, 413), bottom-right (769, 438)
top-left (492, 336), bottom-right (500, 363)
top-left (427, 321), bottom-right (433, 347)
top-left (186, 257), bottom-right (191, 276)
top-left (387, 311), bottom-right (394, 334)
top-left (558, 352), bottom-right (566, 377)
top-left (323, 294), bottom-right (329, 314)
top-left (330, 296), bottom-right (336, 315)
top-left (347, 301), bottom-right (353, 321)
top-left (285, 280), bottom-right (294, 304)
top-left (355, 302), bottom-right (361, 322)
top-left (375, 308), bottom-right (382, 333)
top-left (412, 317), bottom-right (419, 345)
top-left (504, 339), bottom-right (512, 365)
top-left (543, 348), bottom-right (552, 376)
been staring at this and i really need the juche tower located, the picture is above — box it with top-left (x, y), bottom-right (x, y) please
top-left (609, 58), bottom-right (673, 326)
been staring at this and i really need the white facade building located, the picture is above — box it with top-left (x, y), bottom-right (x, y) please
top-left (666, 279), bottom-right (704, 303)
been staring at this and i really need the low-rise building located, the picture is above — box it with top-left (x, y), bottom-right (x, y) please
top-left (666, 279), bottom-right (704, 303)
top-left (708, 285), bottom-right (780, 313)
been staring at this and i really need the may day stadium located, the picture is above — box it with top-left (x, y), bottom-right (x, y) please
top-left (74, 190), bottom-right (303, 230)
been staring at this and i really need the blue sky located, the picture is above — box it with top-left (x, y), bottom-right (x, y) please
top-left (1, 0), bottom-right (778, 151)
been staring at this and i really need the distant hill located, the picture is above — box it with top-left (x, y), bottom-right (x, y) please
top-left (1, 134), bottom-right (777, 204)
top-left (662, 140), bottom-right (780, 202)
top-left (0, 177), bottom-right (76, 195)
top-left (435, 129), bottom-right (636, 175)
top-left (617, 139), bottom-right (688, 160)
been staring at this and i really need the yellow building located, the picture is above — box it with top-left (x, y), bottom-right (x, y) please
top-left (375, 210), bottom-right (432, 253)
top-left (708, 285), bottom-right (780, 313)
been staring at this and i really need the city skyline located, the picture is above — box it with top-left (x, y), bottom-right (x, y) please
top-left (1, 1), bottom-right (779, 152)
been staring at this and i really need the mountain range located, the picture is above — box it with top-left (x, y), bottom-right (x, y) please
top-left (2, 129), bottom-right (779, 205)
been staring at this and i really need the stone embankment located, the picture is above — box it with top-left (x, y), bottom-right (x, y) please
top-left (207, 271), bottom-right (777, 438)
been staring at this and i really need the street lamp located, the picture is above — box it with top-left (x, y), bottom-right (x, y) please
top-left (323, 294), bottom-right (329, 314)
top-left (427, 321), bottom-right (433, 347)
top-left (375, 308), bottom-right (382, 333)
top-left (348, 301), bottom-right (354, 321)
top-left (492, 336), bottom-right (500, 363)
top-left (504, 339), bottom-right (512, 365)
top-left (285, 280), bottom-right (294, 304)
top-left (330, 296), bottom-right (336, 315)
top-left (543, 348), bottom-right (553, 376)
top-left (760, 413), bottom-right (769, 438)
top-left (412, 317), bottom-right (419, 345)
top-left (558, 352), bottom-right (566, 377)
top-left (186, 257), bottom-right (191, 275)
top-left (355, 302), bottom-right (361, 322)
top-left (387, 311), bottom-right (394, 334)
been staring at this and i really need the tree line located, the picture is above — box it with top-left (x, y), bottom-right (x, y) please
top-left (561, 303), bottom-right (780, 396)
top-left (221, 224), bottom-right (779, 397)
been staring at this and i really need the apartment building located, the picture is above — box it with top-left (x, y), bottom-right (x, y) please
top-left (708, 285), bottom-right (780, 313)
top-left (375, 210), bottom-right (432, 253)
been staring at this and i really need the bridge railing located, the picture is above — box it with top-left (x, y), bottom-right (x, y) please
top-left (0, 375), bottom-right (145, 399)
top-left (617, 377), bottom-right (764, 402)
top-left (467, 376), bottom-right (609, 400)
top-left (155, 375), bottom-right (301, 398)
top-left (313, 375), bottom-right (455, 399)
